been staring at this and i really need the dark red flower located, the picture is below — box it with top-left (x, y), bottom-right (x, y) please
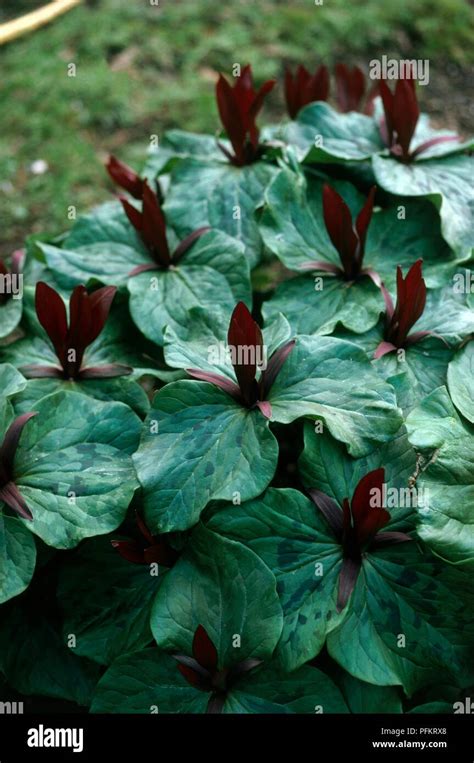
top-left (0, 412), bottom-right (37, 520)
top-left (111, 512), bottom-right (180, 568)
top-left (174, 625), bottom-right (261, 713)
top-left (334, 64), bottom-right (379, 114)
top-left (106, 155), bottom-right (144, 199)
top-left (20, 282), bottom-right (131, 380)
top-left (187, 302), bottom-right (295, 419)
top-left (121, 181), bottom-right (210, 275)
top-left (375, 260), bottom-right (432, 359)
top-left (309, 468), bottom-right (412, 611)
top-left (215, 65), bottom-right (276, 166)
top-left (380, 78), bottom-right (459, 162)
top-left (0, 250), bottom-right (24, 306)
top-left (284, 64), bottom-right (329, 119)
top-left (302, 184), bottom-right (381, 287)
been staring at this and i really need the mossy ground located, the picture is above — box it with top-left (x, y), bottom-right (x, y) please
top-left (0, 0), bottom-right (473, 250)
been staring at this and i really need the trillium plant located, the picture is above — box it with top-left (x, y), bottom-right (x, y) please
top-left (379, 77), bottom-right (460, 162)
top-left (20, 282), bottom-right (132, 379)
top-left (0, 55), bottom-right (473, 720)
top-left (308, 468), bottom-right (412, 611)
top-left (302, 183), bottom-right (381, 286)
top-left (375, 259), bottom-right (432, 358)
top-left (187, 301), bottom-right (295, 418)
top-left (120, 179), bottom-right (210, 275)
top-left (215, 64), bottom-right (276, 165)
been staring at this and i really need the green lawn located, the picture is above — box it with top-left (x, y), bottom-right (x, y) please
top-left (1, 0), bottom-right (473, 250)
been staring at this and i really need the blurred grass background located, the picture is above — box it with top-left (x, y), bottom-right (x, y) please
top-left (0, 0), bottom-right (473, 250)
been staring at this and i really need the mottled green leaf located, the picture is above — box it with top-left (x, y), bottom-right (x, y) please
top-left (128, 230), bottom-right (250, 345)
top-left (0, 298), bottom-right (22, 340)
top-left (0, 514), bottom-right (36, 604)
top-left (8, 391), bottom-right (140, 548)
top-left (406, 386), bottom-right (474, 567)
top-left (282, 102), bottom-right (383, 163)
top-left (447, 341), bottom-right (474, 423)
top-left (165, 159), bottom-right (278, 266)
top-left (58, 537), bottom-right (160, 665)
top-left (372, 153), bottom-right (474, 258)
top-left (151, 524), bottom-right (283, 667)
top-left (133, 381), bottom-right (278, 533)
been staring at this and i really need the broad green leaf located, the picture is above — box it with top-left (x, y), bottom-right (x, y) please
top-left (151, 524), bottom-right (283, 667)
top-left (40, 202), bottom-right (150, 288)
top-left (282, 102), bottom-right (383, 163)
top-left (447, 341), bottom-right (474, 423)
top-left (224, 663), bottom-right (349, 713)
top-left (372, 153), bottom-right (474, 258)
top-left (365, 335), bottom-right (453, 405)
top-left (133, 382), bottom-right (278, 532)
top-left (146, 129), bottom-right (224, 173)
top-left (165, 159), bottom-right (278, 266)
top-left (335, 670), bottom-right (403, 713)
top-left (128, 230), bottom-right (250, 346)
top-left (206, 488), bottom-right (345, 671)
top-left (11, 376), bottom-right (150, 419)
top-left (57, 537), bottom-right (161, 665)
top-left (406, 386), bottom-right (474, 567)
top-left (263, 273), bottom-right (383, 336)
top-left (0, 298), bottom-right (22, 340)
top-left (91, 649), bottom-right (209, 713)
top-left (0, 363), bottom-right (26, 398)
top-left (8, 391), bottom-right (140, 548)
top-left (268, 335), bottom-right (402, 457)
top-left (0, 514), bottom-right (36, 604)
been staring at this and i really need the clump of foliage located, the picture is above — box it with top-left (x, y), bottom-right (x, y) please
top-left (0, 61), bottom-right (473, 715)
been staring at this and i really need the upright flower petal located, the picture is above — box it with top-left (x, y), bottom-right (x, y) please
top-left (106, 155), bottom-right (143, 199)
top-left (87, 286), bottom-right (117, 345)
top-left (335, 64), bottom-right (366, 112)
top-left (0, 413), bottom-right (37, 478)
top-left (216, 66), bottom-right (274, 166)
top-left (355, 185), bottom-right (376, 257)
top-left (35, 282), bottom-right (68, 360)
top-left (284, 64), bottom-right (329, 118)
top-left (380, 77), bottom-right (419, 161)
top-left (261, 339), bottom-right (295, 398)
top-left (322, 185), bottom-right (358, 276)
top-left (383, 260), bottom-right (427, 350)
top-left (141, 182), bottom-right (171, 267)
top-left (227, 302), bottom-right (262, 404)
top-left (192, 625), bottom-right (219, 672)
top-left (350, 468), bottom-right (390, 547)
top-left (121, 182), bottom-right (171, 267)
